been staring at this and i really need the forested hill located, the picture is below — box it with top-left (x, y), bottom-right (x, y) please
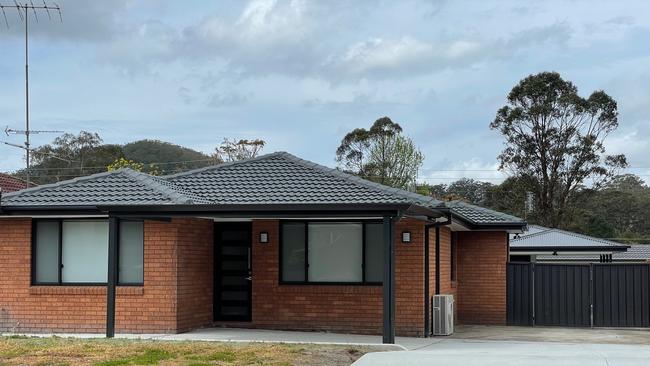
top-left (12, 137), bottom-right (216, 185)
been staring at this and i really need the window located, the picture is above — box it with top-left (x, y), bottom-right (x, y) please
top-left (450, 232), bottom-right (457, 282)
top-left (280, 221), bottom-right (384, 284)
top-left (32, 219), bottom-right (144, 285)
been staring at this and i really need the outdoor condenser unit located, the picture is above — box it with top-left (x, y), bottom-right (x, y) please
top-left (432, 294), bottom-right (454, 336)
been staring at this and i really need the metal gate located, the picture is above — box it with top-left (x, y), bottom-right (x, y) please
top-left (507, 263), bottom-right (650, 328)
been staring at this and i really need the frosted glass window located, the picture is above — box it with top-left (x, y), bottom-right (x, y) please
top-left (364, 223), bottom-right (384, 283)
top-left (61, 221), bottom-right (109, 283)
top-left (35, 221), bottom-right (60, 283)
top-left (119, 221), bottom-right (144, 284)
top-left (281, 223), bottom-right (305, 281)
top-left (308, 223), bottom-right (362, 282)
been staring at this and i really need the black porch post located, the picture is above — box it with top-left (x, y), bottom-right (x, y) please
top-left (106, 216), bottom-right (119, 338)
top-left (382, 215), bottom-right (395, 344)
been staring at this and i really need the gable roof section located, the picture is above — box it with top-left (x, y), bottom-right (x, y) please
top-left (0, 151), bottom-right (525, 228)
top-left (1, 168), bottom-right (210, 206)
top-left (510, 226), bottom-right (627, 251)
top-left (0, 173), bottom-right (32, 193)
top-left (165, 152), bottom-right (444, 207)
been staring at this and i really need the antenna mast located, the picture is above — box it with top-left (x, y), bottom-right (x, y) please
top-left (0, 1), bottom-right (62, 184)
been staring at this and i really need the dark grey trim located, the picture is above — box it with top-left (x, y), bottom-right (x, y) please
top-left (30, 218), bottom-right (145, 287)
top-left (424, 224), bottom-right (431, 337)
top-left (278, 220), bottom-right (383, 286)
top-left (382, 215), bottom-right (395, 344)
top-left (106, 216), bottom-right (119, 338)
top-left (435, 226), bottom-right (440, 295)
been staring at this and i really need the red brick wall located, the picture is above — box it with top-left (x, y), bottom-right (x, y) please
top-left (250, 218), bottom-right (426, 336)
top-left (456, 231), bottom-right (508, 325)
top-left (0, 218), bottom-right (213, 334)
top-left (176, 219), bottom-right (214, 332)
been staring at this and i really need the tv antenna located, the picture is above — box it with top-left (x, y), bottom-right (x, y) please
top-left (0, 1), bottom-right (62, 184)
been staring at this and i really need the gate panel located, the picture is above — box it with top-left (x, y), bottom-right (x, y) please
top-left (534, 264), bottom-right (591, 327)
top-left (593, 264), bottom-right (650, 327)
top-left (507, 263), bottom-right (533, 326)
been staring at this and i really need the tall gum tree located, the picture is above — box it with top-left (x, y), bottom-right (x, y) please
top-left (490, 72), bottom-right (627, 227)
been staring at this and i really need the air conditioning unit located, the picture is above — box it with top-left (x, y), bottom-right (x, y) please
top-left (432, 294), bottom-right (454, 336)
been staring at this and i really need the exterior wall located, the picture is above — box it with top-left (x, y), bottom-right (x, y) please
top-left (176, 219), bottom-right (214, 332)
top-left (250, 218), bottom-right (426, 336)
top-left (0, 218), bottom-right (213, 334)
top-left (456, 231), bottom-right (508, 325)
top-left (1, 215), bottom-right (509, 335)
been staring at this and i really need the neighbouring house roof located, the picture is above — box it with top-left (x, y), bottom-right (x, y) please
top-left (536, 244), bottom-right (650, 262)
top-left (0, 151), bottom-right (525, 229)
top-left (510, 225), bottom-right (628, 252)
top-left (0, 173), bottom-right (32, 193)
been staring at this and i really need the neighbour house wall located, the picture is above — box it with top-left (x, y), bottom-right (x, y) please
top-left (249, 218), bottom-right (426, 336)
top-left (456, 231), bottom-right (508, 325)
top-left (0, 218), bottom-right (213, 334)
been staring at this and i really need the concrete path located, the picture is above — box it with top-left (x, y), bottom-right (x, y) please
top-left (353, 338), bottom-right (650, 366)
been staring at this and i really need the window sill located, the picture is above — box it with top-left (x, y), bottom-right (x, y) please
top-left (29, 286), bottom-right (144, 296)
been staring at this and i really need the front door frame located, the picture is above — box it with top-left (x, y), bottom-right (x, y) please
top-left (214, 222), bottom-right (253, 322)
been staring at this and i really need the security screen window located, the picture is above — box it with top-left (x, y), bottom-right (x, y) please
top-left (32, 219), bottom-right (144, 285)
top-left (281, 221), bottom-right (384, 284)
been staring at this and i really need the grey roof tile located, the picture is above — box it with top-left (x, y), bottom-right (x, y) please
top-left (511, 226), bottom-right (625, 249)
top-left (1, 169), bottom-right (210, 206)
top-left (165, 152), bottom-right (444, 207)
top-left (537, 245), bottom-right (650, 261)
top-left (0, 151), bottom-right (525, 228)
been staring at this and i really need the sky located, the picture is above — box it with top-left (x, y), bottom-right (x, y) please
top-left (0, 0), bottom-right (649, 184)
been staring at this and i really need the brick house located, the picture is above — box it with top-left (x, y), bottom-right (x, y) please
top-left (0, 173), bottom-right (31, 193)
top-left (0, 152), bottom-right (526, 343)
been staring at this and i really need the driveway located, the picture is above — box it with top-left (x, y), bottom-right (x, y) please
top-left (352, 338), bottom-right (650, 365)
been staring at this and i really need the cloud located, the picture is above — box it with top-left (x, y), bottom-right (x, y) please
top-left (0, 0), bottom-right (132, 42)
top-left (206, 91), bottom-right (248, 108)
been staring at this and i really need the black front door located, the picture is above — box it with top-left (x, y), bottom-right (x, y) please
top-left (214, 222), bottom-right (252, 321)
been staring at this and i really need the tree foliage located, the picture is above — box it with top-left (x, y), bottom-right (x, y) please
top-left (490, 72), bottom-right (627, 227)
top-left (336, 117), bottom-right (424, 189)
top-left (18, 134), bottom-right (215, 184)
top-left (215, 138), bottom-right (266, 162)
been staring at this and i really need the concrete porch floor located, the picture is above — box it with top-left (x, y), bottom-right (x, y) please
top-left (4, 325), bottom-right (650, 350)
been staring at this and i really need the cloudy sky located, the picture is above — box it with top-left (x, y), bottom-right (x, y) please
top-left (1, 0), bottom-right (649, 184)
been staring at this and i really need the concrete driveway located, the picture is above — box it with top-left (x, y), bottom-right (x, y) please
top-left (353, 338), bottom-right (650, 365)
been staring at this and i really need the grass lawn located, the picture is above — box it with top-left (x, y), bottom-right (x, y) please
top-left (0, 336), bottom-right (385, 366)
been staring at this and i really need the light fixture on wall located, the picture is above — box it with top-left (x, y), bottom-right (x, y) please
top-left (259, 232), bottom-right (269, 244)
top-left (402, 231), bottom-right (411, 243)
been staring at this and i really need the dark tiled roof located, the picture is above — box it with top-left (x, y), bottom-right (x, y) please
top-left (0, 173), bottom-right (32, 193)
top-left (0, 152), bottom-right (525, 228)
top-left (1, 169), bottom-right (210, 206)
top-left (511, 225), bottom-right (625, 249)
top-left (446, 200), bottom-right (525, 225)
top-left (166, 152), bottom-right (444, 207)
top-left (537, 245), bottom-right (650, 262)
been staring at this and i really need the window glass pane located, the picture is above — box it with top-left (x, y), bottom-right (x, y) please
top-left (119, 221), bottom-right (144, 284)
top-left (281, 223), bottom-right (305, 281)
top-left (61, 221), bottom-right (108, 283)
top-left (364, 223), bottom-right (384, 282)
top-left (308, 223), bottom-right (362, 282)
top-left (35, 221), bottom-right (60, 283)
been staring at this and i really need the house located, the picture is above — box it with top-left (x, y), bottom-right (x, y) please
top-left (0, 152), bottom-right (526, 343)
top-left (534, 244), bottom-right (650, 264)
top-left (0, 173), bottom-right (32, 193)
top-left (509, 225), bottom-right (628, 263)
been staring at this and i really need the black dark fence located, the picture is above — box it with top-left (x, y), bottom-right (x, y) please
top-left (507, 263), bottom-right (650, 328)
